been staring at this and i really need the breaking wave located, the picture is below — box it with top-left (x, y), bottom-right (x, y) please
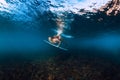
top-left (0, 0), bottom-right (113, 21)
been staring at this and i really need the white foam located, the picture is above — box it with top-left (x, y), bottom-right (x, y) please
top-left (0, 0), bottom-right (112, 21)
top-left (49, 0), bottom-right (112, 14)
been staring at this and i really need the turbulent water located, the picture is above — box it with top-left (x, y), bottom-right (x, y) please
top-left (0, 0), bottom-right (111, 21)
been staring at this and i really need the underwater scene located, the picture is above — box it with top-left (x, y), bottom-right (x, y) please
top-left (0, 0), bottom-right (120, 80)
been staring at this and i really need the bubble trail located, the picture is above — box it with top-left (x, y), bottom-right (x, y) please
top-left (47, 11), bottom-right (74, 48)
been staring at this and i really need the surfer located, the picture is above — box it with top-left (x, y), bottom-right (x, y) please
top-left (48, 35), bottom-right (62, 47)
top-left (44, 35), bottom-right (67, 50)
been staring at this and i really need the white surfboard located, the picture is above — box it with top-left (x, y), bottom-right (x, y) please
top-left (44, 40), bottom-right (68, 51)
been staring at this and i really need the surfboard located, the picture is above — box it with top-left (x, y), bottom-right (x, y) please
top-left (44, 40), bottom-right (68, 51)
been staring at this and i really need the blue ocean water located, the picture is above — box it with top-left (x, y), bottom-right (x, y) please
top-left (0, 0), bottom-right (120, 64)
